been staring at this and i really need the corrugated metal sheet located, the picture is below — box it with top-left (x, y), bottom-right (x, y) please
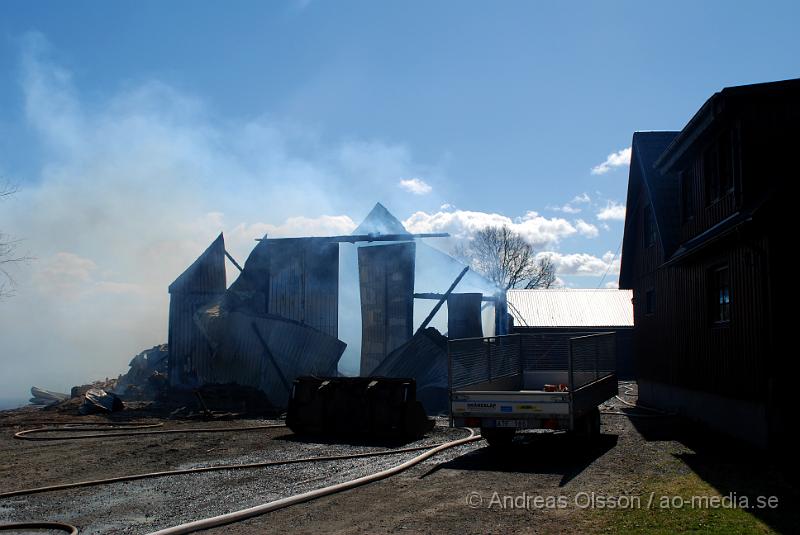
top-left (168, 234), bottom-right (227, 387)
top-left (224, 238), bottom-right (339, 337)
top-left (447, 293), bottom-right (484, 339)
top-left (507, 289), bottom-right (633, 328)
top-left (168, 233), bottom-right (226, 294)
top-left (358, 242), bottom-right (416, 376)
top-left (193, 310), bottom-right (346, 408)
top-left (371, 327), bottom-right (448, 413)
top-left (225, 239), bottom-right (269, 314)
top-left (268, 239), bottom-right (339, 338)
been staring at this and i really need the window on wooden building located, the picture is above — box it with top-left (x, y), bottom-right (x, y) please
top-left (712, 266), bottom-right (731, 324)
top-left (704, 144), bottom-right (720, 204)
top-left (718, 132), bottom-right (734, 194)
top-left (704, 131), bottom-right (735, 205)
top-left (643, 205), bottom-right (656, 247)
top-left (645, 288), bottom-right (655, 316)
top-left (681, 171), bottom-right (694, 223)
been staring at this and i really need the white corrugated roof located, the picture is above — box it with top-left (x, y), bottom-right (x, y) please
top-left (506, 289), bottom-right (633, 328)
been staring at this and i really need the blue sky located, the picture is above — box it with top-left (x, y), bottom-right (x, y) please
top-left (0, 1), bottom-right (798, 398)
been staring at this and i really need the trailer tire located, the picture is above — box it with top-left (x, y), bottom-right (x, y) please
top-left (574, 408), bottom-right (601, 442)
top-left (481, 428), bottom-right (515, 448)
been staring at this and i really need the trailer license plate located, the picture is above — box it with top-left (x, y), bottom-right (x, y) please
top-left (496, 419), bottom-right (527, 428)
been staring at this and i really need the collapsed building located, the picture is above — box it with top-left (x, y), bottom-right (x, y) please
top-left (167, 203), bottom-right (506, 413)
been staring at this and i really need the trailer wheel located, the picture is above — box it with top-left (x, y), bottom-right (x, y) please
top-left (574, 408), bottom-right (601, 441)
top-left (481, 428), bottom-right (515, 448)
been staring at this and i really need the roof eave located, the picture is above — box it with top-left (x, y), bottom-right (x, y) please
top-left (654, 94), bottom-right (720, 173)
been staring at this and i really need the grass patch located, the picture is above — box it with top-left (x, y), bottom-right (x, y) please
top-left (595, 472), bottom-right (776, 534)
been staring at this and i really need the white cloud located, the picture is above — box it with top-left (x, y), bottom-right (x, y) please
top-left (571, 192), bottom-right (591, 204)
top-left (605, 281), bottom-right (619, 289)
top-left (551, 204), bottom-right (581, 214)
top-left (574, 219), bottom-right (599, 238)
top-left (549, 192), bottom-right (591, 214)
top-left (398, 177), bottom-right (432, 195)
top-left (596, 200), bottom-right (627, 221)
top-left (591, 147), bottom-right (632, 175)
top-left (403, 209), bottom-right (577, 249)
top-left (538, 251), bottom-right (620, 277)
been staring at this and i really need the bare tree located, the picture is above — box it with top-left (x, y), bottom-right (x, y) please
top-left (1, 181), bottom-right (30, 299)
top-left (455, 225), bottom-right (556, 290)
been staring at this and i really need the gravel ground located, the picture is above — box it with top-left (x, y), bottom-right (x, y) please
top-left (0, 411), bottom-right (474, 534)
top-left (1, 383), bottom-right (795, 534)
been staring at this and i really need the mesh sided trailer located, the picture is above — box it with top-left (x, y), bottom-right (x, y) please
top-left (448, 333), bottom-right (618, 446)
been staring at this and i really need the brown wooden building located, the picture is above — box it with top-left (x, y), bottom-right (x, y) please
top-left (619, 79), bottom-right (797, 449)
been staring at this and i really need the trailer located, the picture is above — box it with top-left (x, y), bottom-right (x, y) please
top-left (448, 332), bottom-right (618, 447)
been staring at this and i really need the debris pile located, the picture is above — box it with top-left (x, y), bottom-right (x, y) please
top-left (29, 387), bottom-right (69, 407)
top-left (115, 344), bottom-right (169, 400)
top-left (79, 388), bottom-right (124, 414)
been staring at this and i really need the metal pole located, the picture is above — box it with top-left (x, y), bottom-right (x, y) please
top-left (255, 232), bottom-right (449, 243)
top-left (486, 337), bottom-right (492, 382)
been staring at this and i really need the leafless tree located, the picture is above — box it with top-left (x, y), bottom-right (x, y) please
top-left (1, 181), bottom-right (30, 299)
top-left (455, 225), bottom-right (556, 290)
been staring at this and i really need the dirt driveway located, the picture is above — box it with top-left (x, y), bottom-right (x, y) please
top-left (1, 386), bottom-right (797, 534)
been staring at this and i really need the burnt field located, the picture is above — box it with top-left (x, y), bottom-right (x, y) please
top-left (1, 386), bottom-right (797, 534)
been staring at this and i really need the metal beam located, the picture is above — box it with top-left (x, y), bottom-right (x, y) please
top-left (414, 292), bottom-right (496, 302)
top-left (255, 232), bottom-right (448, 243)
top-left (224, 250), bottom-right (243, 272)
top-left (415, 266), bottom-right (469, 335)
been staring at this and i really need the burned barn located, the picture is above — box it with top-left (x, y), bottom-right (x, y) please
top-left (167, 202), bottom-right (502, 413)
top-left (619, 79), bottom-right (796, 448)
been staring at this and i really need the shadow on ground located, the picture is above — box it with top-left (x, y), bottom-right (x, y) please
top-left (420, 431), bottom-right (618, 486)
top-left (630, 413), bottom-right (799, 534)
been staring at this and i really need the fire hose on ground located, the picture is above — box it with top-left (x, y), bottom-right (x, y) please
top-left (12, 422), bottom-right (284, 441)
top-left (0, 423), bottom-right (480, 534)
